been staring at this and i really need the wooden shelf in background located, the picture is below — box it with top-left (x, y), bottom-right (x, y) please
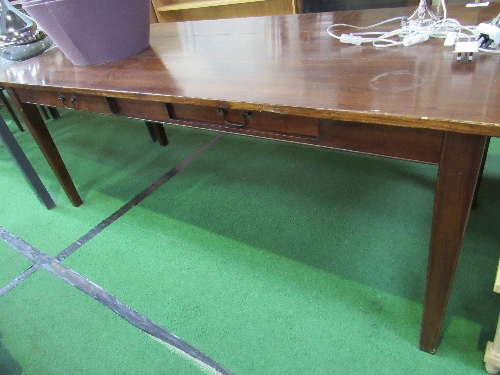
top-left (151, 0), bottom-right (296, 22)
top-left (157, 0), bottom-right (264, 12)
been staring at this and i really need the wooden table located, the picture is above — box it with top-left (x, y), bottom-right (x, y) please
top-left (1, 4), bottom-right (499, 354)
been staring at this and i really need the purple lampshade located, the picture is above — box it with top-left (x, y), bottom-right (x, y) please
top-left (21, 0), bottom-right (150, 66)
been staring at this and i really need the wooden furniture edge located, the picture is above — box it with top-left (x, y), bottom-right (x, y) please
top-left (6, 84), bottom-right (500, 138)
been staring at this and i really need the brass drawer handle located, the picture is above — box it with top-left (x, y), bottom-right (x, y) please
top-left (216, 108), bottom-right (253, 128)
top-left (58, 93), bottom-right (77, 109)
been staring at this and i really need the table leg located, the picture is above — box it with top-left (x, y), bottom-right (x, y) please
top-left (145, 121), bottom-right (168, 146)
top-left (0, 89), bottom-right (23, 132)
top-left (47, 107), bottom-right (60, 120)
top-left (0, 115), bottom-right (55, 209)
top-left (6, 88), bottom-right (82, 207)
top-left (145, 121), bottom-right (158, 142)
top-left (419, 131), bottom-right (488, 353)
top-left (472, 137), bottom-right (490, 208)
top-left (39, 105), bottom-right (50, 120)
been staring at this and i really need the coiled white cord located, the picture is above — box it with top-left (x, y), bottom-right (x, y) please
top-left (326, 0), bottom-right (477, 48)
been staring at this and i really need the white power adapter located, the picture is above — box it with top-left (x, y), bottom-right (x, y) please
top-left (474, 22), bottom-right (500, 49)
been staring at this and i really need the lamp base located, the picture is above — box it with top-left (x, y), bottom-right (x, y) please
top-left (1, 34), bottom-right (53, 62)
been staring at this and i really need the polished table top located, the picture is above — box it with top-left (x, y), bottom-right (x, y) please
top-left (1, 4), bottom-right (500, 136)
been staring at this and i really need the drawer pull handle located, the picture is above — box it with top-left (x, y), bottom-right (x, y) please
top-left (70, 95), bottom-right (78, 109)
top-left (58, 94), bottom-right (78, 109)
top-left (216, 108), bottom-right (253, 128)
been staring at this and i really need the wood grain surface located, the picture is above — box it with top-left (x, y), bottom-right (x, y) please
top-left (1, 4), bottom-right (500, 135)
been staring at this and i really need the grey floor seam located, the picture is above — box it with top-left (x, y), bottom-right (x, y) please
top-left (0, 227), bottom-right (233, 375)
top-left (0, 132), bottom-right (225, 297)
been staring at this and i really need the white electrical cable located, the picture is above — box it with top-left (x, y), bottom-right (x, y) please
top-left (479, 47), bottom-right (500, 53)
top-left (326, 0), bottom-right (477, 48)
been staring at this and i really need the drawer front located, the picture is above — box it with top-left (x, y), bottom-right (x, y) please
top-left (14, 88), bottom-right (171, 123)
top-left (14, 88), bottom-right (112, 114)
top-left (13, 88), bottom-right (318, 138)
top-left (169, 103), bottom-right (319, 137)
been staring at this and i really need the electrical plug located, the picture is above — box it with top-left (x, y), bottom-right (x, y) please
top-left (474, 22), bottom-right (500, 49)
top-left (453, 41), bottom-right (478, 62)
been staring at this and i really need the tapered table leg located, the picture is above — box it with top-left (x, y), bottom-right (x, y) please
top-left (419, 132), bottom-right (488, 353)
top-left (0, 89), bottom-right (23, 132)
top-left (0, 115), bottom-right (55, 209)
top-left (47, 106), bottom-right (60, 120)
top-left (472, 137), bottom-right (490, 208)
top-left (6, 88), bottom-right (82, 207)
top-left (39, 105), bottom-right (50, 120)
top-left (145, 121), bottom-right (168, 146)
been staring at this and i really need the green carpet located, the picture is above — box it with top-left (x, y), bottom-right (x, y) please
top-left (0, 108), bottom-right (499, 374)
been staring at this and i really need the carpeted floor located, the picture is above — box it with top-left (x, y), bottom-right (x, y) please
top-left (0, 107), bottom-right (499, 374)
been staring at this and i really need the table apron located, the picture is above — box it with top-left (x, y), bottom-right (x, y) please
top-left (12, 87), bottom-right (443, 165)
